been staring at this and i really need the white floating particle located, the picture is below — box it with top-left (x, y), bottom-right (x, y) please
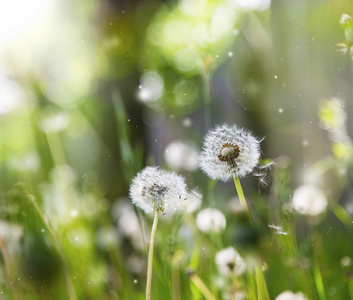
top-left (71, 210), bottom-right (78, 217)
top-left (278, 108), bottom-right (283, 113)
top-left (274, 75), bottom-right (278, 79)
top-left (302, 140), bottom-right (309, 146)
top-left (133, 279), bottom-right (138, 284)
top-left (228, 51), bottom-right (233, 57)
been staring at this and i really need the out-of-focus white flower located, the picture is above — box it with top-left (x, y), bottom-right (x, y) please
top-left (0, 73), bottom-right (25, 115)
top-left (96, 226), bottom-right (119, 250)
top-left (164, 140), bottom-right (199, 171)
top-left (199, 123), bottom-right (261, 182)
top-left (231, 0), bottom-right (271, 12)
top-left (319, 98), bottom-right (351, 144)
top-left (275, 290), bottom-right (307, 300)
top-left (126, 255), bottom-right (146, 274)
top-left (0, 221), bottom-right (23, 254)
top-left (340, 14), bottom-right (353, 25)
top-left (215, 247), bottom-right (246, 276)
top-left (40, 110), bottom-right (70, 134)
top-left (129, 167), bottom-right (187, 214)
top-left (138, 71), bottom-right (164, 104)
top-left (292, 184), bottom-right (328, 216)
top-left (112, 199), bottom-right (145, 251)
top-left (8, 151), bottom-right (40, 172)
top-left (181, 189), bottom-right (202, 213)
top-left (196, 208), bottom-right (226, 233)
top-left (228, 197), bottom-right (246, 214)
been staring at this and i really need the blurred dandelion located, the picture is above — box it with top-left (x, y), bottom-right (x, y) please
top-left (215, 247), bottom-right (246, 276)
top-left (164, 140), bottom-right (199, 171)
top-left (275, 290), bottom-right (307, 300)
top-left (196, 208), bottom-right (226, 233)
top-left (292, 184), bottom-right (328, 217)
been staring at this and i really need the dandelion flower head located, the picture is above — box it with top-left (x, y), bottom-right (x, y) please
top-left (275, 290), bottom-right (307, 300)
top-left (199, 123), bottom-right (261, 182)
top-left (129, 167), bottom-right (187, 214)
top-left (196, 208), bottom-right (226, 233)
top-left (292, 184), bottom-right (328, 216)
top-left (215, 247), bottom-right (246, 276)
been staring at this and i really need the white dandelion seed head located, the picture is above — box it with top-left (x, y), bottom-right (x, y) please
top-left (215, 247), bottom-right (246, 276)
top-left (292, 184), bottom-right (328, 216)
top-left (199, 123), bottom-right (261, 182)
top-left (129, 167), bottom-right (187, 214)
top-left (181, 189), bottom-right (202, 213)
top-left (196, 208), bottom-right (226, 233)
top-left (275, 290), bottom-right (307, 300)
top-left (164, 140), bottom-right (199, 171)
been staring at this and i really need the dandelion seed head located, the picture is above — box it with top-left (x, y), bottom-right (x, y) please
top-left (275, 290), bottom-right (307, 300)
top-left (129, 167), bottom-right (187, 214)
top-left (215, 247), bottom-right (246, 276)
top-left (164, 140), bottom-right (199, 171)
top-left (199, 124), bottom-right (261, 182)
top-left (340, 14), bottom-right (352, 25)
top-left (292, 184), bottom-right (328, 216)
top-left (196, 208), bottom-right (226, 233)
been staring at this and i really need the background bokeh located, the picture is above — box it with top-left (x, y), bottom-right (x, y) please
top-left (1, 0), bottom-right (353, 299)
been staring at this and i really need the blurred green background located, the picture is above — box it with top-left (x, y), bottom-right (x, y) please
top-left (1, 0), bottom-right (353, 299)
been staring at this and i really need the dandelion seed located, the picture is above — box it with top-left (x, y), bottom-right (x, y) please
top-left (292, 184), bottom-right (327, 216)
top-left (268, 224), bottom-right (282, 231)
top-left (129, 167), bottom-right (187, 214)
top-left (199, 123), bottom-right (261, 182)
top-left (215, 247), bottom-right (246, 276)
top-left (196, 208), bottom-right (226, 233)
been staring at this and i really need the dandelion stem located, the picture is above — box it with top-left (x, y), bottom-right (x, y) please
top-left (146, 210), bottom-right (159, 300)
top-left (233, 177), bottom-right (252, 224)
top-left (233, 177), bottom-right (269, 300)
top-left (202, 59), bottom-right (212, 129)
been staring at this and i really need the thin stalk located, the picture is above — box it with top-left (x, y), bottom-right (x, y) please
top-left (146, 210), bottom-right (159, 300)
top-left (233, 177), bottom-right (252, 225)
top-left (28, 196), bottom-right (77, 300)
top-left (233, 177), bottom-right (269, 300)
top-left (189, 272), bottom-right (217, 300)
top-left (202, 60), bottom-right (212, 129)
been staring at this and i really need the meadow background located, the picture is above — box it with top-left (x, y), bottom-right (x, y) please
top-left (1, 0), bottom-right (353, 299)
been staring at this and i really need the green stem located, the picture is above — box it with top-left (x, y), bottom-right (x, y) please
top-left (233, 177), bottom-right (269, 300)
top-left (189, 272), bottom-right (217, 300)
top-left (28, 196), bottom-right (77, 300)
top-left (233, 177), bottom-right (252, 225)
top-left (146, 210), bottom-right (159, 300)
top-left (202, 62), bottom-right (212, 129)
